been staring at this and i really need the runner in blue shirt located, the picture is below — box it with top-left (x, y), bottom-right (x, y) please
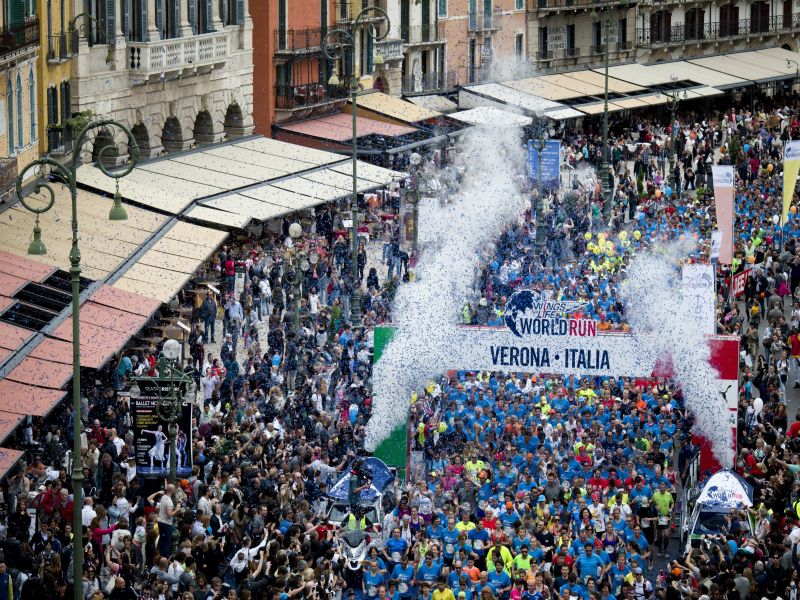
top-left (389, 556), bottom-right (415, 599)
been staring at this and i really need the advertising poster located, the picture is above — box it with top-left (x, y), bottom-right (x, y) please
top-left (528, 139), bottom-right (561, 189)
top-left (131, 379), bottom-right (192, 478)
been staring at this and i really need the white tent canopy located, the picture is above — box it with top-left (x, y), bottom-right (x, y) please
top-left (449, 106), bottom-right (532, 128)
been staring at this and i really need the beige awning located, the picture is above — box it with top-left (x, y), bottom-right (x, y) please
top-left (185, 205), bottom-right (253, 229)
top-left (500, 77), bottom-right (581, 101)
top-left (572, 101), bottom-right (627, 115)
top-left (638, 61), bottom-right (746, 88)
top-left (407, 94), bottom-right (458, 114)
top-left (688, 53), bottom-right (788, 82)
top-left (460, 83), bottom-right (567, 114)
top-left (560, 70), bottom-right (646, 94)
top-left (350, 91), bottom-right (441, 123)
top-left (0, 186), bottom-right (167, 280)
top-left (598, 63), bottom-right (675, 87)
top-left (449, 106), bottom-right (533, 128)
top-left (112, 221), bottom-right (228, 303)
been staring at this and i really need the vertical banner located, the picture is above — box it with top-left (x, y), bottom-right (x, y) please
top-left (682, 264), bottom-right (716, 335)
top-left (371, 327), bottom-right (408, 478)
top-left (527, 139), bottom-right (561, 189)
top-left (131, 379), bottom-right (193, 478)
top-left (712, 165), bottom-right (735, 265)
top-left (710, 230), bottom-right (722, 265)
top-left (783, 141), bottom-right (800, 222)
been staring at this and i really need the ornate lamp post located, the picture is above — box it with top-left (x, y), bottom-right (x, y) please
top-left (591, 1), bottom-right (612, 215)
top-left (530, 117), bottom-right (549, 250)
top-left (663, 74), bottom-right (688, 188)
top-left (128, 339), bottom-right (196, 486)
top-left (322, 7), bottom-right (390, 325)
top-left (15, 119), bottom-right (139, 600)
top-left (407, 151), bottom-right (426, 257)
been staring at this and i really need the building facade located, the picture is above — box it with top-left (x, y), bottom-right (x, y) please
top-left (66, 0), bottom-right (254, 160)
top-left (527, 0), bottom-right (800, 73)
top-left (440, 0), bottom-right (527, 86)
top-left (1, 0), bottom-right (41, 192)
top-left (37, 0), bottom-right (73, 158)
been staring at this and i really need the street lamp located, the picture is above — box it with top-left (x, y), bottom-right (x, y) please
top-left (663, 74), bottom-right (688, 188)
top-left (322, 6), bottom-right (390, 325)
top-left (787, 59), bottom-right (799, 90)
top-left (407, 152), bottom-right (425, 257)
top-left (14, 119), bottom-right (139, 600)
top-left (592, 2), bottom-right (612, 213)
top-left (287, 222), bottom-right (319, 335)
top-left (530, 117), bottom-right (549, 250)
top-left (129, 339), bottom-right (196, 487)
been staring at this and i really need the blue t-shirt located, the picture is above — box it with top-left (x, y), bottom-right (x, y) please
top-left (390, 564), bottom-right (414, 598)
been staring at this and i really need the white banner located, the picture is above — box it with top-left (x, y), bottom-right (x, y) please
top-left (682, 264), bottom-right (716, 335)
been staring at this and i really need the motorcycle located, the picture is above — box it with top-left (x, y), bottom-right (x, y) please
top-left (339, 529), bottom-right (367, 571)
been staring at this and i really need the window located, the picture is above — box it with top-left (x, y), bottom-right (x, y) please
top-left (618, 17), bottom-right (627, 48)
top-left (515, 33), bottom-right (524, 60)
top-left (438, 0), bottom-right (447, 17)
top-left (516, 0), bottom-right (524, 9)
top-left (277, 0), bottom-right (286, 49)
top-left (28, 69), bottom-right (35, 143)
top-left (7, 75), bottom-right (13, 154)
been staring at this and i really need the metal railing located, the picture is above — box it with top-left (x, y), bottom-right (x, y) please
top-left (46, 126), bottom-right (74, 154)
top-left (590, 44), bottom-right (607, 54)
top-left (536, 0), bottom-right (634, 8)
top-left (47, 30), bottom-right (78, 61)
top-left (334, 0), bottom-right (378, 22)
top-left (401, 24), bottom-right (441, 44)
top-left (468, 10), bottom-right (501, 31)
top-left (0, 18), bottom-right (40, 60)
top-left (128, 30), bottom-right (230, 78)
top-left (375, 38), bottom-right (403, 61)
top-left (564, 47), bottom-right (581, 57)
top-left (536, 50), bottom-right (554, 60)
top-left (469, 66), bottom-right (493, 84)
top-left (401, 71), bottom-right (457, 94)
top-left (275, 28), bottom-right (324, 52)
top-left (275, 82), bottom-right (349, 110)
top-left (636, 13), bottom-right (800, 46)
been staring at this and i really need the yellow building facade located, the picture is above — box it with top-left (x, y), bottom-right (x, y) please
top-left (1, 0), bottom-right (41, 198)
top-left (36, 0), bottom-right (73, 156)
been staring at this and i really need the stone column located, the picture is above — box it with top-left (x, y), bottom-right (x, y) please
top-left (147, 0), bottom-right (161, 41)
top-left (211, 0), bottom-right (223, 30)
top-left (179, 0), bottom-right (193, 36)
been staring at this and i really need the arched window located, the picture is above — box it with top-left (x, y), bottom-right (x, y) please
top-left (28, 69), bottom-right (35, 143)
top-left (16, 72), bottom-right (22, 148)
top-left (6, 75), bottom-right (13, 154)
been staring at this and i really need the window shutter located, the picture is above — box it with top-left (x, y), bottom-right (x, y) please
top-left (16, 75), bottom-right (23, 148)
top-left (104, 0), bottom-right (116, 42)
top-left (236, 0), bottom-right (244, 24)
top-left (205, 0), bottom-right (213, 31)
top-left (367, 34), bottom-right (373, 74)
top-left (46, 87), bottom-right (53, 126)
top-left (173, 0), bottom-right (180, 37)
top-left (8, 78), bottom-right (14, 153)
top-left (139, 0), bottom-right (148, 41)
top-left (64, 81), bottom-right (71, 123)
top-left (10, 1), bottom-right (24, 26)
top-left (156, 0), bottom-right (164, 35)
top-left (188, 0), bottom-right (196, 34)
top-left (29, 71), bottom-right (35, 142)
top-left (122, 0), bottom-right (130, 40)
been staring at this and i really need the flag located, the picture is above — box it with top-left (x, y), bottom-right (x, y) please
top-left (712, 165), bottom-right (735, 265)
top-left (783, 140), bottom-right (800, 223)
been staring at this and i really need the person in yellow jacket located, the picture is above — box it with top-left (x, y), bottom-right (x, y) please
top-left (486, 537), bottom-right (513, 572)
top-left (432, 578), bottom-right (456, 600)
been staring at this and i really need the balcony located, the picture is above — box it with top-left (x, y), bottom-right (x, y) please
top-left (468, 10), bottom-right (502, 32)
top-left (564, 47), bottom-right (581, 57)
top-left (46, 126), bottom-right (74, 157)
top-left (637, 13), bottom-right (800, 47)
top-left (275, 81), bottom-right (349, 114)
top-left (128, 30), bottom-right (230, 84)
top-left (401, 25), bottom-right (444, 46)
top-left (334, 0), bottom-right (380, 23)
top-left (536, 50), bottom-right (554, 60)
top-left (275, 28), bottom-right (324, 55)
top-left (47, 30), bottom-right (78, 62)
top-left (375, 39), bottom-right (403, 61)
top-left (535, 0), bottom-right (635, 11)
top-left (0, 18), bottom-right (40, 62)
top-left (401, 71), bottom-right (458, 95)
top-left (590, 44), bottom-right (607, 54)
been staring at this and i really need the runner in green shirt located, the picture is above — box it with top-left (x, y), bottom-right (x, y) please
top-left (652, 482), bottom-right (674, 558)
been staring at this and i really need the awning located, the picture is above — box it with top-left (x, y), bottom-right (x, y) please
top-left (688, 53), bottom-right (788, 83)
top-left (560, 70), bottom-right (645, 94)
top-left (77, 137), bottom-right (354, 216)
top-left (633, 61), bottom-right (746, 89)
top-left (4, 356), bottom-right (73, 392)
top-left (0, 379), bottom-right (66, 415)
top-left (349, 91), bottom-right (441, 124)
top-left (407, 95), bottom-right (458, 114)
top-left (112, 221), bottom-right (228, 304)
top-left (544, 107), bottom-right (584, 121)
top-left (598, 63), bottom-right (676, 87)
top-left (449, 106), bottom-right (532, 128)
top-left (459, 83), bottom-right (567, 115)
top-left (280, 113), bottom-right (418, 142)
top-left (0, 187), bottom-right (168, 280)
top-left (572, 100), bottom-right (627, 115)
top-left (0, 417), bottom-right (23, 444)
top-left (0, 448), bottom-right (24, 478)
top-left (197, 162), bottom-right (404, 228)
